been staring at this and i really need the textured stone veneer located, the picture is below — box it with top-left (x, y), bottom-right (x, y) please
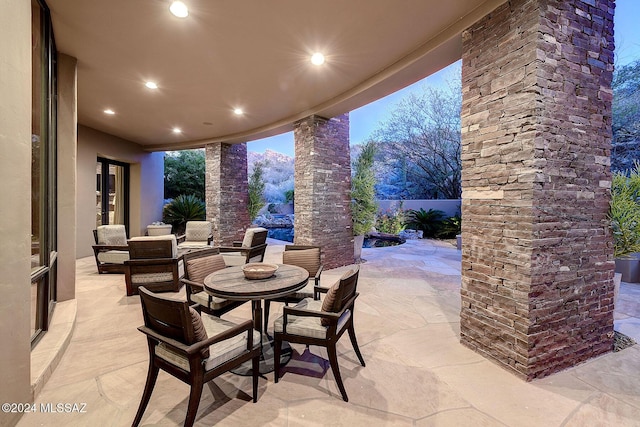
top-left (205, 143), bottom-right (250, 244)
top-left (460, 0), bottom-right (615, 380)
top-left (293, 114), bottom-right (355, 269)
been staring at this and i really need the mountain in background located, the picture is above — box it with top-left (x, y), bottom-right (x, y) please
top-left (248, 149), bottom-right (294, 203)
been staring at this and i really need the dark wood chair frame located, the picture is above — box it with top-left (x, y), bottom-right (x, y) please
top-left (273, 267), bottom-right (365, 402)
top-left (133, 287), bottom-right (260, 427)
top-left (264, 244), bottom-right (324, 333)
top-left (124, 239), bottom-right (181, 296)
top-left (180, 248), bottom-right (247, 316)
top-left (92, 229), bottom-right (129, 274)
top-left (216, 229), bottom-right (268, 263)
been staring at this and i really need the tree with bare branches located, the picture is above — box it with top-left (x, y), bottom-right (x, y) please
top-left (372, 79), bottom-right (462, 199)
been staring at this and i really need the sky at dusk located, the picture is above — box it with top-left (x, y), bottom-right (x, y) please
top-left (248, 0), bottom-right (640, 157)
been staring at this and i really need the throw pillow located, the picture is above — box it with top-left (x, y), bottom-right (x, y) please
top-left (186, 254), bottom-right (226, 283)
top-left (283, 248), bottom-right (321, 276)
top-left (188, 307), bottom-right (210, 358)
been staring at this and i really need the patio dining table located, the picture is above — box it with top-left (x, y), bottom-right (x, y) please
top-left (203, 263), bottom-right (309, 375)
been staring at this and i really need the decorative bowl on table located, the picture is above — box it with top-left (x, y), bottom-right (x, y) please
top-left (242, 263), bottom-right (278, 280)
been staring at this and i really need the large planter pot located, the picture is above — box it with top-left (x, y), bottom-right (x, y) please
top-left (614, 253), bottom-right (640, 283)
top-left (353, 235), bottom-right (364, 262)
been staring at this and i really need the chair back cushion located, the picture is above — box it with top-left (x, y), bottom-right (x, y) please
top-left (185, 221), bottom-right (212, 242)
top-left (186, 254), bottom-right (226, 283)
top-left (283, 247), bottom-right (321, 276)
top-left (189, 307), bottom-right (210, 358)
top-left (96, 224), bottom-right (127, 245)
top-left (242, 227), bottom-right (268, 247)
top-left (320, 268), bottom-right (359, 326)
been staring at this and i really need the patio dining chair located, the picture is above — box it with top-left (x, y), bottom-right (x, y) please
top-left (133, 287), bottom-right (260, 427)
top-left (181, 248), bottom-right (247, 316)
top-left (263, 245), bottom-right (323, 333)
top-left (273, 266), bottom-right (365, 402)
top-left (217, 227), bottom-right (268, 266)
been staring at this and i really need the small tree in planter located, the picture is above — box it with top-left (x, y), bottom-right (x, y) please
top-left (351, 141), bottom-right (378, 260)
top-left (610, 162), bottom-right (640, 283)
top-left (248, 161), bottom-right (266, 222)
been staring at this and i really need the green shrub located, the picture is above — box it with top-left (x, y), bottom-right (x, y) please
top-left (248, 161), bottom-right (266, 221)
top-left (404, 208), bottom-right (446, 238)
top-left (352, 141), bottom-right (378, 235)
top-left (284, 189), bottom-right (294, 204)
top-left (610, 163), bottom-right (640, 257)
top-left (376, 208), bottom-right (406, 234)
top-left (162, 194), bottom-right (206, 235)
top-left (435, 215), bottom-right (461, 239)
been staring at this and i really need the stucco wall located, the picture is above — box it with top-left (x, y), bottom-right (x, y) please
top-left (56, 54), bottom-right (78, 302)
top-left (0, 1), bottom-right (32, 425)
top-left (76, 125), bottom-right (165, 258)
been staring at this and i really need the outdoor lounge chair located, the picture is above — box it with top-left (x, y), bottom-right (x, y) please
top-left (92, 224), bottom-right (129, 274)
top-left (263, 245), bottom-right (323, 333)
top-left (273, 266), bottom-right (365, 402)
top-left (217, 227), bottom-right (268, 266)
top-left (124, 235), bottom-right (184, 296)
top-left (132, 287), bottom-right (260, 427)
top-left (177, 220), bottom-right (214, 249)
top-left (181, 248), bottom-right (247, 316)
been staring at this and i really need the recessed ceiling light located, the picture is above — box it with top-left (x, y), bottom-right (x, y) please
top-left (169, 1), bottom-right (189, 18)
top-left (104, 109), bottom-right (115, 115)
top-left (145, 81), bottom-right (158, 89)
top-left (233, 108), bottom-right (244, 115)
top-left (311, 52), bottom-right (325, 65)
top-left (172, 127), bottom-right (182, 134)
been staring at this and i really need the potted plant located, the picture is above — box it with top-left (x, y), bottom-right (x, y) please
top-left (610, 162), bottom-right (640, 284)
top-left (351, 141), bottom-right (378, 262)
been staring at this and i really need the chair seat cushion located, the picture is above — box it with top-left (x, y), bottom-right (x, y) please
top-left (178, 241), bottom-right (211, 249)
top-left (129, 260), bottom-right (184, 283)
top-left (131, 272), bottom-right (174, 284)
top-left (97, 250), bottom-right (129, 264)
top-left (155, 315), bottom-right (261, 372)
top-left (191, 291), bottom-right (236, 311)
top-left (274, 298), bottom-right (351, 339)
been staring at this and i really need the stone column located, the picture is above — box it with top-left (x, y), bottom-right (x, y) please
top-left (460, 0), bottom-right (615, 380)
top-left (293, 114), bottom-right (354, 269)
top-left (205, 142), bottom-right (250, 244)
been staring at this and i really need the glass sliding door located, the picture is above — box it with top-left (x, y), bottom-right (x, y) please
top-left (31, 0), bottom-right (57, 346)
top-left (96, 157), bottom-right (130, 230)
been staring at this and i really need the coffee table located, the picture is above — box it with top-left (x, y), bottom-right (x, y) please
top-left (203, 263), bottom-right (309, 375)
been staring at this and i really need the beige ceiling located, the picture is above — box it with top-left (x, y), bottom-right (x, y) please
top-left (47, 0), bottom-right (506, 151)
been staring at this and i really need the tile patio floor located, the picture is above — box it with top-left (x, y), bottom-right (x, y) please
top-left (19, 239), bottom-right (640, 426)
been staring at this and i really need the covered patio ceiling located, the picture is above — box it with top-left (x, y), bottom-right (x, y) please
top-left (47, 0), bottom-right (506, 151)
